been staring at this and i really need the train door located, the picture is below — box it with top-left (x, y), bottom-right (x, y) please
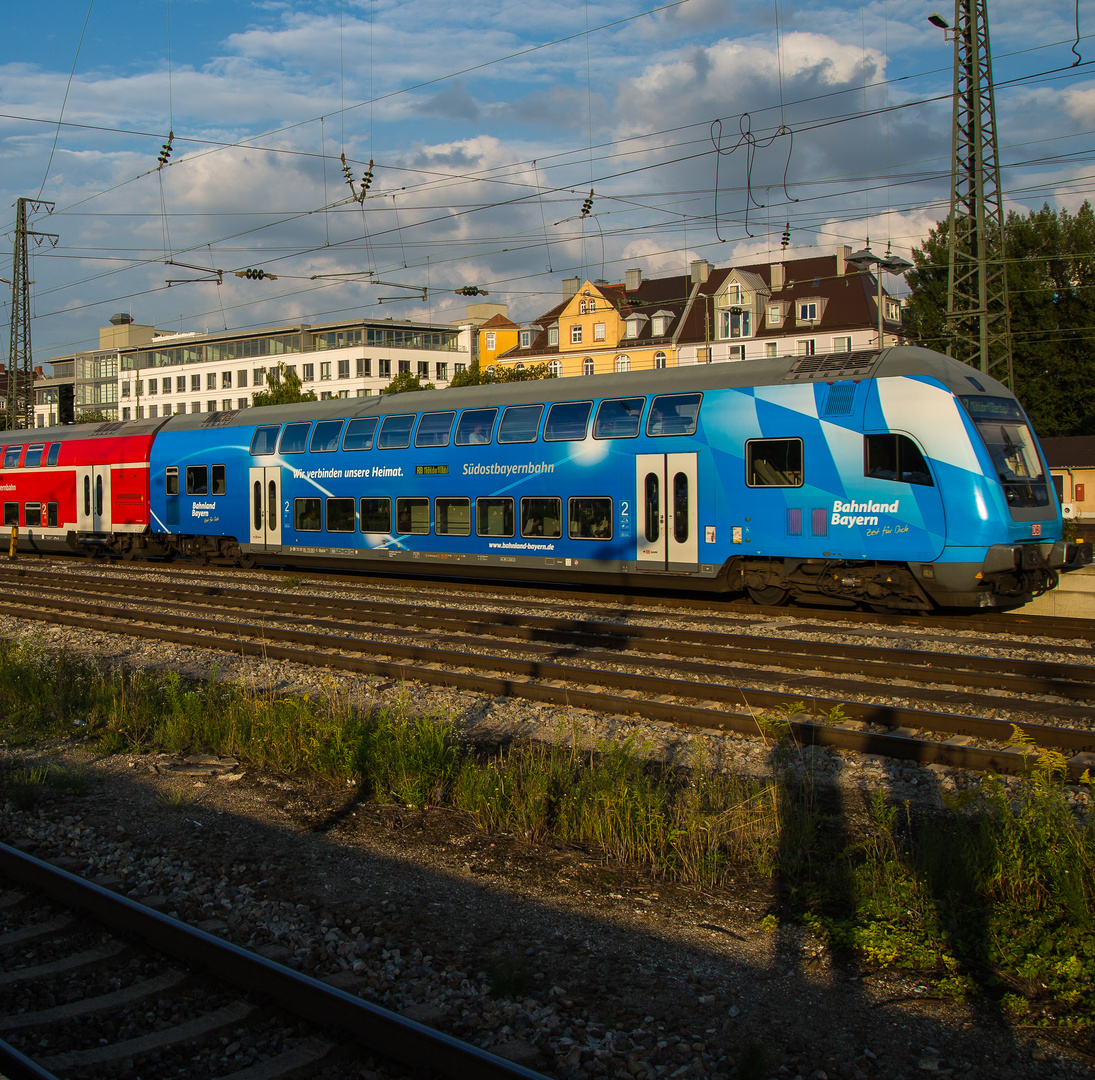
top-left (635, 453), bottom-right (698, 570)
top-left (249, 466), bottom-right (282, 548)
top-left (76, 466), bottom-right (112, 532)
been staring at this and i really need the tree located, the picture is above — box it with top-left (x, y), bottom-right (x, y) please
top-left (904, 202), bottom-right (1095, 437)
top-left (448, 360), bottom-right (555, 387)
top-left (73, 409), bottom-right (113, 424)
top-left (251, 362), bottom-right (317, 407)
top-left (381, 372), bottom-right (435, 395)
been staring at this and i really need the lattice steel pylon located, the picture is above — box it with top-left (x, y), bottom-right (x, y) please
top-left (5, 197), bottom-right (57, 430)
top-left (943, 0), bottom-right (1014, 388)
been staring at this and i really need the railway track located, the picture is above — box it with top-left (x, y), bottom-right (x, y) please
top-left (0, 564), bottom-right (1092, 779)
top-left (0, 841), bottom-right (546, 1080)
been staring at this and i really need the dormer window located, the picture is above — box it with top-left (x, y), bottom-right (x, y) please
top-left (884, 297), bottom-right (901, 323)
top-left (520, 330), bottom-right (531, 348)
top-left (767, 302), bottom-right (783, 325)
top-left (548, 327), bottom-right (559, 346)
top-left (799, 301), bottom-right (818, 321)
top-left (650, 310), bottom-right (673, 337)
top-left (720, 306), bottom-right (751, 339)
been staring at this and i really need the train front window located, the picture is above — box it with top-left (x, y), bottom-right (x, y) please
top-left (960, 396), bottom-right (1051, 509)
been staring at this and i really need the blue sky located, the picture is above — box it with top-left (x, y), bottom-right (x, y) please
top-left (1, 0), bottom-right (1091, 362)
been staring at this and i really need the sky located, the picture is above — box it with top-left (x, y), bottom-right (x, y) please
top-left (1, 0), bottom-right (1092, 365)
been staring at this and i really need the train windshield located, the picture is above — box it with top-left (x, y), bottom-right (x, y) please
top-left (960, 396), bottom-right (1051, 509)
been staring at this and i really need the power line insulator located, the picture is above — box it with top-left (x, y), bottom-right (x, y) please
top-left (580, 188), bottom-right (595, 218)
top-left (781, 223), bottom-right (790, 250)
top-left (455, 286), bottom-right (488, 296)
top-left (235, 268), bottom-right (278, 281)
top-left (359, 159), bottom-right (375, 202)
top-left (157, 131), bottom-right (174, 170)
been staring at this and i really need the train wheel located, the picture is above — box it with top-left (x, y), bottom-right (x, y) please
top-left (238, 555), bottom-right (256, 570)
top-left (747, 585), bottom-right (789, 606)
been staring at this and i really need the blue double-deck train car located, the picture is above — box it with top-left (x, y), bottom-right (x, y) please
top-left (126, 345), bottom-right (1071, 611)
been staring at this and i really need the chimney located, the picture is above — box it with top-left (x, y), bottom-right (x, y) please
top-left (625, 267), bottom-right (642, 292)
top-left (690, 259), bottom-right (712, 285)
top-left (770, 263), bottom-right (785, 291)
top-left (562, 277), bottom-right (580, 298)
top-left (836, 244), bottom-right (851, 277)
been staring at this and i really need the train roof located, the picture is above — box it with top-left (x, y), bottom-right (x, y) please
top-left (7, 346), bottom-right (1013, 441)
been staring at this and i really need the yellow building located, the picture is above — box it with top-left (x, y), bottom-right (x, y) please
top-left (476, 313), bottom-right (521, 369)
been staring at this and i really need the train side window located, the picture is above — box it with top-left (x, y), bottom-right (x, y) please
top-left (250, 426), bottom-right (280, 455)
top-left (568, 497), bottom-right (612, 539)
top-left (83, 476), bottom-right (91, 516)
top-left (864, 434), bottom-right (934, 486)
top-left (455, 409), bottom-right (497, 445)
top-left (253, 480), bottom-right (262, 531)
top-left (211, 465), bottom-right (227, 496)
top-left (673, 473), bottom-right (689, 543)
top-left (395, 497), bottom-right (430, 534)
top-left (294, 498), bottom-right (322, 531)
top-left (416, 411), bottom-right (455, 448)
top-left (310, 420), bottom-right (344, 453)
top-left (4, 446), bottom-right (23, 468)
top-left (520, 497), bottom-right (562, 538)
top-left (435, 497), bottom-right (471, 536)
top-left (24, 503), bottom-right (41, 527)
top-left (378, 414), bottom-right (415, 449)
top-left (165, 467), bottom-right (179, 496)
top-left (476, 497), bottom-right (514, 537)
top-left (186, 465), bottom-right (209, 495)
top-left (3, 503), bottom-right (17, 526)
top-left (647, 393), bottom-right (701, 436)
top-left (46, 444), bottom-right (60, 466)
top-left (746, 439), bottom-right (803, 487)
top-left (544, 401), bottom-right (592, 441)
top-left (359, 498), bottom-right (391, 533)
top-left (326, 497), bottom-right (356, 532)
top-left (46, 503), bottom-right (58, 528)
top-left (594, 397), bottom-right (644, 439)
top-left (23, 445), bottom-right (44, 468)
top-left (95, 476), bottom-right (103, 517)
top-left (343, 418), bottom-right (378, 451)
top-left (497, 405), bottom-right (543, 444)
top-left (279, 423), bottom-right (310, 454)
top-left (644, 473), bottom-right (660, 542)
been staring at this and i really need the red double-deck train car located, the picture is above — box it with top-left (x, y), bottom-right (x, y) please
top-left (0, 422), bottom-right (159, 554)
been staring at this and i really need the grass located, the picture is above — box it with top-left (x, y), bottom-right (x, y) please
top-left (0, 637), bottom-right (1092, 1025)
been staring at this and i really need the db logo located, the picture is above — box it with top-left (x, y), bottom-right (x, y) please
top-left (1032, 523), bottom-right (1042, 537)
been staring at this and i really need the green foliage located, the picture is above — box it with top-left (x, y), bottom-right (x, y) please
top-left (448, 360), bottom-right (555, 387)
top-left (73, 409), bottom-right (114, 425)
top-left (381, 372), bottom-right (435, 394)
top-left (251, 362), bottom-right (318, 407)
top-left (904, 202), bottom-right (1095, 437)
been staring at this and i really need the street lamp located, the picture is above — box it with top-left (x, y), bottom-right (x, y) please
top-left (847, 247), bottom-right (914, 348)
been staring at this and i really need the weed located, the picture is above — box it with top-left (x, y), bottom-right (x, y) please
top-left (156, 787), bottom-right (194, 811)
top-left (281, 575), bottom-right (303, 590)
top-left (8, 765), bottom-right (49, 810)
top-left (484, 951), bottom-right (533, 1000)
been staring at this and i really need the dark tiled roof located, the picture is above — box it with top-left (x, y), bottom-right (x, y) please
top-left (1040, 436), bottom-right (1095, 468)
top-left (478, 313), bottom-right (520, 330)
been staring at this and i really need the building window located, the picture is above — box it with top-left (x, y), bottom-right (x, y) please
top-left (356, 358), bottom-right (367, 376)
top-left (571, 325), bottom-right (583, 344)
top-left (548, 359), bottom-right (562, 377)
top-left (137, 406), bottom-right (144, 419)
top-left (799, 301), bottom-right (819, 321)
top-left (485, 331), bottom-right (496, 351)
top-left (721, 308), bottom-right (751, 339)
top-left (520, 330), bottom-right (531, 348)
top-left (206, 400), bottom-right (216, 412)
top-left (730, 345), bottom-right (744, 360)
top-left (797, 339), bottom-right (816, 355)
top-left (222, 371), bottom-right (232, 388)
top-left (579, 300), bottom-right (587, 315)
top-left (588, 299), bottom-right (596, 313)
top-left (237, 370), bottom-right (248, 387)
top-left (207, 372), bottom-right (217, 390)
top-left (615, 355), bottom-right (631, 372)
top-left (121, 381), bottom-right (131, 398)
top-left (654, 351), bottom-right (666, 369)
top-left (136, 380), bottom-right (143, 395)
top-left (418, 362), bottom-right (429, 378)
top-left (435, 362), bottom-right (448, 380)
top-left (454, 362), bottom-right (466, 376)
top-left (766, 342), bottom-right (778, 357)
top-left (767, 303), bottom-right (782, 324)
top-left (121, 407), bottom-right (131, 420)
top-left (379, 359), bottom-right (392, 378)
top-left (884, 298), bottom-right (901, 322)
top-left (192, 402), bottom-right (201, 413)
top-left (148, 378), bottom-right (158, 394)
top-left (254, 367), bottom-right (266, 386)
top-left (177, 376), bottom-right (186, 393)
top-left (320, 362), bottom-right (332, 380)
top-left (582, 357), bottom-right (594, 376)
top-left (832, 336), bottom-right (852, 352)
top-left (192, 374), bottom-right (202, 392)
top-left (302, 363), bottom-right (314, 381)
top-left (398, 360), bottom-right (410, 375)
top-left (548, 328), bottom-right (559, 346)
top-left (149, 405), bottom-right (158, 417)
top-left (697, 347), bottom-right (712, 363)
top-left (161, 404), bottom-right (171, 416)
top-left (238, 398), bottom-right (248, 410)
top-left (338, 359), bottom-right (350, 379)
top-left (220, 399), bottom-right (230, 411)
top-left (593, 322), bottom-right (606, 341)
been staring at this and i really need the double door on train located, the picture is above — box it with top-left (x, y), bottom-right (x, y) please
top-left (634, 453), bottom-right (698, 570)
top-left (249, 466), bottom-right (282, 548)
top-left (76, 466), bottom-right (112, 532)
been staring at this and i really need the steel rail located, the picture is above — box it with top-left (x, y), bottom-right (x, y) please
top-left (0, 596), bottom-right (1090, 776)
top-left (2, 575), bottom-right (1093, 701)
top-left (0, 843), bottom-right (548, 1080)
top-left (7, 557), bottom-right (1095, 642)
